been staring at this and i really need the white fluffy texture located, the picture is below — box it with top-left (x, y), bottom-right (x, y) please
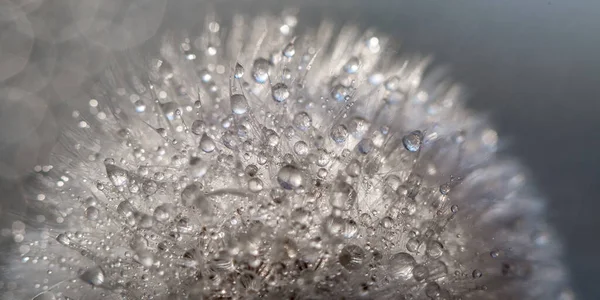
top-left (1, 13), bottom-right (571, 300)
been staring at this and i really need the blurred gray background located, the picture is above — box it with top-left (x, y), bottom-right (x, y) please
top-left (0, 0), bottom-right (598, 298)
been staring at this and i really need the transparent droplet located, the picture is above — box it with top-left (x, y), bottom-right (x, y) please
top-left (348, 117), bottom-right (370, 138)
top-left (85, 206), bottom-right (99, 220)
top-left (199, 134), bottom-right (216, 153)
top-left (294, 141), bottom-right (309, 156)
top-left (339, 244), bottom-right (365, 270)
top-left (33, 292), bottom-right (56, 300)
top-left (389, 252), bottom-right (416, 280)
top-left (357, 138), bottom-right (374, 154)
top-left (426, 241), bottom-right (444, 258)
top-left (191, 120), bottom-right (206, 135)
top-left (346, 159), bottom-right (361, 177)
top-left (234, 63), bottom-right (245, 79)
top-left (472, 269), bottom-right (483, 278)
top-left (283, 42), bottom-right (296, 58)
top-left (343, 57), bottom-right (360, 74)
top-left (56, 234), bottom-right (70, 246)
top-left (330, 180), bottom-right (357, 210)
top-left (293, 112), bottom-right (312, 131)
top-left (134, 100), bottom-right (146, 113)
top-left (248, 178), bottom-right (263, 192)
top-left (160, 102), bottom-right (180, 121)
top-left (231, 94), bottom-right (249, 115)
top-left (277, 165), bottom-right (304, 190)
top-left (117, 201), bottom-right (135, 217)
top-left (413, 264), bottom-right (429, 282)
top-left (272, 83), bottom-right (290, 102)
top-left (331, 124), bottom-right (349, 143)
top-left (252, 58), bottom-right (270, 83)
top-left (332, 84), bottom-right (350, 102)
top-left (154, 205), bottom-right (171, 222)
top-left (105, 164), bottom-right (129, 187)
top-left (80, 267), bottom-right (105, 286)
top-left (403, 130), bottom-right (423, 152)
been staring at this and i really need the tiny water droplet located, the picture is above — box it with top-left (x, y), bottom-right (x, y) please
top-left (252, 58), bottom-right (270, 83)
top-left (403, 130), bottom-right (423, 152)
top-left (272, 83), bottom-right (290, 102)
top-left (277, 165), bottom-right (304, 190)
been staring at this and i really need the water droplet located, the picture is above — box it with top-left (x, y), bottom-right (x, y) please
top-left (85, 206), bottom-right (99, 220)
top-left (134, 100), bottom-right (146, 113)
top-left (426, 241), bottom-right (444, 258)
top-left (252, 58), bottom-right (270, 83)
top-left (234, 63), bottom-right (245, 79)
top-left (346, 159), bottom-right (361, 177)
top-left (56, 234), bottom-right (70, 246)
top-left (191, 120), bottom-right (206, 135)
top-left (343, 57), bottom-right (360, 74)
top-left (339, 245), bottom-right (365, 270)
top-left (472, 269), bottom-right (483, 278)
top-left (248, 178), bottom-right (263, 192)
top-left (403, 130), bottom-right (423, 152)
top-left (277, 165), bottom-right (304, 190)
top-left (293, 112), bottom-right (312, 131)
top-left (199, 133), bottom-right (216, 153)
top-left (154, 205), bottom-right (171, 222)
top-left (294, 141), bottom-right (309, 156)
top-left (389, 252), bottom-right (416, 280)
top-left (329, 180), bottom-right (357, 210)
top-left (105, 164), bottom-right (129, 187)
top-left (348, 117), bottom-right (370, 138)
top-left (357, 138), bottom-right (374, 154)
top-left (230, 94), bottom-right (249, 115)
top-left (413, 264), bottom-right (429, 282)
top-left (331, 124), bottom-right (349, 143)
top-left (439, 183), bottom-right (451, 195)
top-left (161, 102), bottom-right (180, 121)
top-left (117, 200), bottom-right (135, 217)
top-left (272, 83), bottom-right (290, 102)
top-left (332, 84), bottom-right (350, 102)
top-left (283, 42), bottom-right (296, 58)
top-left (80, 267), bottom-right (105, 286)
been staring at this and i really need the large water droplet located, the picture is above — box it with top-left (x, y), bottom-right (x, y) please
top-left (330, 180), bottom-right (357, 210)
top-left (293, 112), bottom-right (312, 131)
top-left (105, 164), bottom-right (129, 187)
top-left (272, 83), bottom-right (290, 102)
top-left (234, 63), bottom-right (245, 79)
top-left (331, 124), bottom-right (349, 143)
top-left (252, 58), bottom-right (270, 83)
top-left (343, 57), bottom-right (360, 74)
top-left (277, 165), bottom-right (304, 190)
top-left (231, 94), bottom-right (249, 115)
top-left (80, 267), bottom-right (105, 286)
top-left (283, 42), bottom-right (296, 58)
top-left (339, 244), bottom-right (366, 270)
top-left (332, 84), bottom-right (350, 102)
top-left (199, 133), bottom-right (216, 153)
top-left (388, 252), bottom-right (416, 280)
top-left (403, 130), bottom-right (423, 152)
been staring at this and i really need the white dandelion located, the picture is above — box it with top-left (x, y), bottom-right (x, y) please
top-left (0, 11), bottom-right (572, 300)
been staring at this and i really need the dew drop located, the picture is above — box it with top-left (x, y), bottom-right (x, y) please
top-left (339, 244), bottom-right (365, 270)
top-left (199, 133), bottom-right (216, 153)
top-left (277, 165), bottom-right (304, 190)
top-left (331, 124), bottom-right (349, 143)
top-left (343, 57), bottom-right (360, 74)
top-left (230, 94), bottom-right (249, 115)
top-left (234, 63), bottom-right (245, 79)
top-left (332, 84), bottom-right (350, 102)
top-left (329, 180), bottom-right (357, 210)
top-left (283, 42), bottom-right (296, 58)
top-left (293, 112), bottom-right (312, 131)
top-left (105, 164), bottom-right (129, 187)
top-left (252, 58), bottom-right (270, 83)
top-left (248, 178), bottom-right (263, 192)
top-left (294, 141), bottom-right (309, 156)
top-left (389, 252), bottom-right (416, 280)
top-left (272, 83), bottom-right (290, 102)
top-left (80, 267), bottom-right (105, 286)
top-left (403, 130), bottom-right (423, 152)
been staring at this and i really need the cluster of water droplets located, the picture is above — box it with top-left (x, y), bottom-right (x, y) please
top-left (1, 13), bottom-right (571, 300)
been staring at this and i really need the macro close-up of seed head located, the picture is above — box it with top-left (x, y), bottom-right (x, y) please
top-left (2, 1), bottom-right (598, 300)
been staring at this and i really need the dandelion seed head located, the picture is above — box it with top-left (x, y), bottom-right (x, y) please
top-left (0, 12), bottom-right (572, 300)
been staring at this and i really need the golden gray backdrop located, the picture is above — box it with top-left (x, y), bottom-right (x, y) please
top-left (0, 0), bottom-right (598, 298)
